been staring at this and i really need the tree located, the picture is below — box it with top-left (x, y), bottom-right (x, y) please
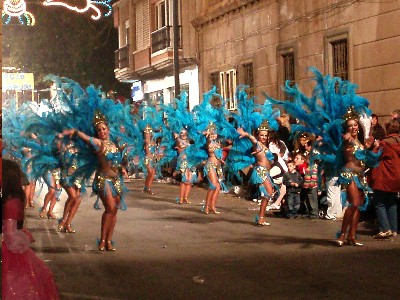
top-left (2, 5), bottom-right (131, 97)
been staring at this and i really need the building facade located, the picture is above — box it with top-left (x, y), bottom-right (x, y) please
top-left (113, 0), bottom-right (201, 109)
top-left (114, 0), bottom-right (400, 117)
top-left (193, 0), bottom-right (400, 116)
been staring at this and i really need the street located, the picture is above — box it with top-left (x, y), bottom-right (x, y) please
top-left (25, 179), bottom-right (400, 300)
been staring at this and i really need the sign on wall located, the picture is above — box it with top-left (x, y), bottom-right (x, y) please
top-left (2, 73), bottom-right (35, 91)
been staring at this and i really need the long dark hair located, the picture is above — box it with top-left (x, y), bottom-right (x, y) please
top-left (2, 159), bottom-right (26, 204)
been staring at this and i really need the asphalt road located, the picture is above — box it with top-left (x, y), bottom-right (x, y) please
top-left (24, 179), bottom-right (400, 300)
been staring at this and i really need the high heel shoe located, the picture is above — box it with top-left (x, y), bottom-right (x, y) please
top-left (65, 225), bottom-right (76, 233)
top-left (98, 240), bottom-right (106, 251)
top-left (336, 233), bottom-right (346, 247)
top-left (106, 240), bottom-right (116, 251)
top-left (57, 223), bottom-right (65, 232)
top-left (39, 209), bottom-right (47, 219)
top-left (347, 236), bottom-right (363, 247)
top-left (255, 216), bottom-right (270, 226)
top-left (143, 187), bottom-right (154, 195)
top-left (183, 197), bottom-right (191, 204)
top-left (47, 212), bottom-right (58, 219)
top-left (210, 208), bottom-right (220, 214)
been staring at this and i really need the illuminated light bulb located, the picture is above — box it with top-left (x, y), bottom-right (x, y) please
top-left (42, 0), bottom-right (112, 20)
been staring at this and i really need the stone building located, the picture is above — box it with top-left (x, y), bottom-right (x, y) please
top-left (113, 0), bottom-right (400, 117)
top-left (113, 0), bottom-right (201, 109)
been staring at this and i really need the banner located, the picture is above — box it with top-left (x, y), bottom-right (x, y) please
top-left (2, 73), bottom-right (35, 91)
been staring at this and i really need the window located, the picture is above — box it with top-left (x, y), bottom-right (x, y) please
top-left (331, 39), bottom-right (348, 80)
top-left (125, 20), bottom-right (129, 46)
top-left (277, 47), bottom-right (295, 100)
top-left (242, 62), bottom-right (254, 97)
top-left (220, 69), bottom-right (237, 110)
top-left (282, 53), bottom-right (295, 86)
top-left (326, 32), bottom-right (349, 81)
top-left (148, 90), bottom-right (164, 106)
top-left (155, 0), bottom-right (169, 30)
top-left (210, 72), bottom-right (220, 92)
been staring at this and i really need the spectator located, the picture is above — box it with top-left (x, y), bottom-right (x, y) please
top-left (303, 147), bottom-right (319, 219)
top-left (369, 120), bottom-right (400, 238)
top-left (283, 160), bottom-right (304, 218)
top-left (391, 109), bottom-right (400, 131)
top-left (2, 159), bottom-right (60, 299)
top-left (277, 114), bottom-right (292, 152)
top-left (369, 114), bottom-right (386, 141)
top-left (267, 153), bottom-right (287, 211)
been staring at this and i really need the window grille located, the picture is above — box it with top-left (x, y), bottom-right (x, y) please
top-left (243, 62), bottom-right (254, 97)
top-left (331, 39), bottom-right (348, 80)
top-left (210, 72), bottom-right (220, 92)
top-left (282, 52), bottom-right (295, 86)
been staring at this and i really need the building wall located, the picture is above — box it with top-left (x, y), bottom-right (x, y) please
top-left (194, 0), bottom-right (400, 117)
top-left (113, 0), bottom-right (201, 107)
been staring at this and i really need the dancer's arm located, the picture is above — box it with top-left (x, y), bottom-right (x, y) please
top-left (60, 129), bottom-right (101, 149)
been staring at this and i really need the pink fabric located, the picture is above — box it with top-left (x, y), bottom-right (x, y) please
top-left (2, 198), bottom-right (60, 300)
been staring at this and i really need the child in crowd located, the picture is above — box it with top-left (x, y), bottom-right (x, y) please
top-left (293, 153), bottom-right (308, 216)
top-left (303, 146), bottom-right (320, 219)
top-left (283, 160), bottom-right (304, 218)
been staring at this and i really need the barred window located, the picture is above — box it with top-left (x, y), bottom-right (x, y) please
top-left (243, 62), bottom-right (254, 97)
top-left (282, 52), bottom-right (295, 100)
top-left (331, 39), bottom-right (348, 80)
top-left (210, 72), bottom-right (220, 92)
top-left (282, 52), bottom-right (295, 86)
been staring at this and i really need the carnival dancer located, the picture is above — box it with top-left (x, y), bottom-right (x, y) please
top-left (57, 140), bottom-right (83, 233)
top-left (160, 90), bottom-right (197, 204)
top-left (39, 137), bottom-right (62, 220)
top-left (61, 110), bottom-right (127, 251)
top-left (21, 145), bottom-right (36, 208)
top-left (174, 128), bottom-right (196, 204)
top-left (237, 121), bottom-right (277, 225)
top-left (142, 124), bottom-right (157, 194)
top-left (266, 67), bottom-right (380, 245)
top-left (336, 107), bottom-right (379, 246)
top-left (201, 123), bottom-right (227, 214)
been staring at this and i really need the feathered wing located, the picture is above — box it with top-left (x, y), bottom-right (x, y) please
top-left (266, 67), bottom-right (372, 174)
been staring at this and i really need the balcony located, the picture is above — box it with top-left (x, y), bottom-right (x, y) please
top-left (151, 26), bottom-right (181, 54)
top-left (114, 45), bottom-right (130, 69)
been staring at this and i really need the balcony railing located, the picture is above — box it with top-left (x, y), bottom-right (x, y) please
top-left (114, 45), bottom-right (129, 69)
top-left (151, 26), bottom-right (181, 54)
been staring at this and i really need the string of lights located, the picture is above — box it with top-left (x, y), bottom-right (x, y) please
top-left (1, 0), bottom-right (112, 25)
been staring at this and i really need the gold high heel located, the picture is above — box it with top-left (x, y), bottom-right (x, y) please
top-left (336, 233), bottom-right (346, 247)
top-left (210, 207), bottom-right (220, 214)
top-left (183, 197), bottom-right (191, 204)
top-left (98, 240), bottom-right (106, 251)
top-left (47, 212), bottom-right (58, 219)
top-left (106, 240), bottom-right (116, 251)
top-left (347, 236), bottom-right (363, 247)
top-left (255, 216), bottom-right (270, 226)
top-left (65, 225), bottom-right (76, 233)
top-left (57, 223), bottom-right (65, 232)
top-left (39, 209), bottom-right (47, 219)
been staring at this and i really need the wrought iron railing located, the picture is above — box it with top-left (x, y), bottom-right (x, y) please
top-left (151, 26), bottom-right (181, 54)
top-left (114, 45), bottom-right (129, 69)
